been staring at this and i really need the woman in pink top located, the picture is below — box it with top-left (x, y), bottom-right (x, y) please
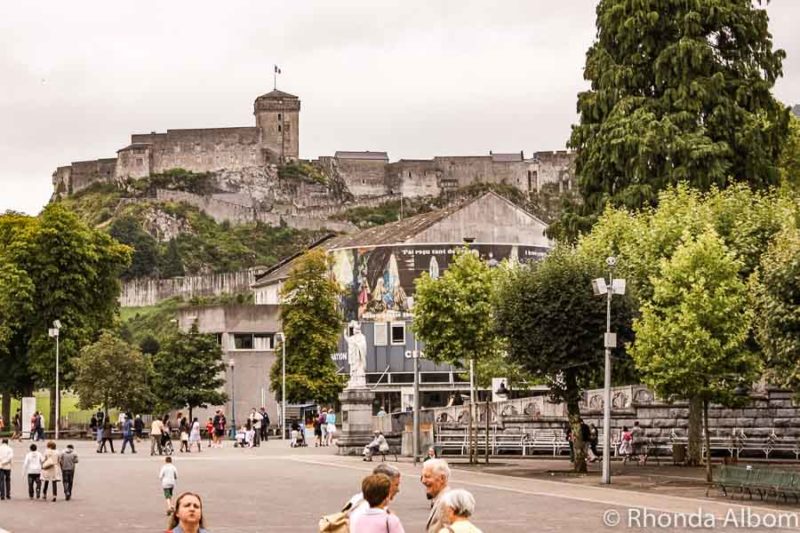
top-left (349, 473), bottom-right (405, 533)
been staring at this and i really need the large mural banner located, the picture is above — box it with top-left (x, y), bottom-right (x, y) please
top-left (331, 244), bottom-right (549, 322)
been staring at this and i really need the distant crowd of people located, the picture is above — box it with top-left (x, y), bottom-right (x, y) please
top-left (564, 418), bottom-right (648, 465)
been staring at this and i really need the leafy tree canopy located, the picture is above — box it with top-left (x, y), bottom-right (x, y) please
top-left (269, 249), bottom-right (345, 404)
top-left (413, 248), bottom-right (503, 367)
top-left (553, 0), bottom-right (790, 240)
top-left (74, 331), bottom-right (154, 414)
top-left (152, 323), bottom-right (228, 418)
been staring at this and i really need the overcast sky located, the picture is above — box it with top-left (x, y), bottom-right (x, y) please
top-left (2, 1), bottom-right (798, 215)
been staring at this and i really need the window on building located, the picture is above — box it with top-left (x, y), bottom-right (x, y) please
top-left (233, 334), bottom-right (254, 350)
top-left (253, 333), bottom-right (274, 350)
top-left (278, 113), bottom-right (282, 121)
top-left (278, 124), bottom-right (282, 133)
top-left (135, 158), bottom-right (143, 167)
top-left (374, 323), bottom-right (388, 346)
top-left (390, 322), bottom-right (405, 345)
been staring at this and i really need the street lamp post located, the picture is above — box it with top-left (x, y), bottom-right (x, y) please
top-left (592, 257), bottom-right (626, 485)
top-left (48, 320), bottom-right (62, 440)
top-left (229, 359), bottom-right (236, 438)
top-left (277, 332), bottom-right (286, 440)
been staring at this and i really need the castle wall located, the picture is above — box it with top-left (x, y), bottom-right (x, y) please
top-left (151, 128), bottom-right (263, 174)
top-left (156, 189), bottom-right (358, 233)
top-left (56, 158), bottom-right (117, 195)
top-left (116, 145), bottom-right (152, 179)
top-left (334, 157), bottom-right (388, 197)
top-left (52, 166), bottom-right (72, 196)
top-left (120, 269), bottom-right (257, 307)
top-left (388, 161), bottom-right (441, 198)
top-left (534, 151), bottom-right (575, 192)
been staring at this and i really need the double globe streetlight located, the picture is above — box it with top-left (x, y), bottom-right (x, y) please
top-left (591, 257), bottom-right (626, 485)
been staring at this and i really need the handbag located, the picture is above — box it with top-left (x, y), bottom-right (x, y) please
top-left (42, 454), bottom-right (56, 470)
top-left (319, 501), bottom-right (353, 533)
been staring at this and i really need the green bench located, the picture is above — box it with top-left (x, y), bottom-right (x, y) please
top-left (708, 465), bottom-right (800, 503)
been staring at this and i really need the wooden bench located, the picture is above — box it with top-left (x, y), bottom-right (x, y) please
top-left (435, 431), bottom-right (467, 455)
top-left (493, 433), bottom-right (526, 455)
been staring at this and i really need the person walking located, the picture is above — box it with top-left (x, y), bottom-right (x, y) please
top-left (22, 443), bottom-right (43, 499)
top-left (189, 418), bottom-right (202, 452)
top-left (11, 409), bottom-right (22, 441)
top-left (438, 489), bottom-right (482, 533)
top-left (41, 440), bottom-right (62, 502)
top-left (0, 438), bottom-right (13, 500)
top-left (325, 410), bottom-right (337, 447)
top-left (179, 415), bottom-right (190, 453)
top-left (249, 408), bottom-right (262, 447)
top-left (349, 473), bottom-right (406, 533)
top-left (134, 414), bottom-right (144, 442)
top-left (167, 491), bottom-right (211, 533)
top-left (422, 459), bottom-right (452, 533)
top-left (313, 414), bottom-right (323, 447)
top-left (59, 444), bottom-right (79, 501)
top-left (213, 411), bottom-right (226, 448)
top-left (318, 409), bottom-right (328, 446)
top-left (30, 411), bottom-right (40, 442)
top-left (95, 410), bottom-right (105, 447)
top-left (205, 418), bottom-right (214, 448)
top-left (98, 420), bottom-right (115, 453)
top-left (589, 423), bottom-right (600, 461)
top-left (260, 407), bottom-right (270, 442)
top-left (159, 456), bottom-right (178, 515)
top-left (151, 416), bottom-right (165, 456)
top-left (121, 415), bottom-right (136, 454)
top-left (36, 412), bottom-right (45, 442)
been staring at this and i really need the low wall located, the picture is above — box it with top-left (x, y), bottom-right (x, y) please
top-left (431, 384), bottom-right (800, 445)
top-left (120, 269), bottom-right (257, 307)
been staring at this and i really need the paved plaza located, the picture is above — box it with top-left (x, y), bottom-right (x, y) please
top-left (1, 438), bottom-right (800, 532)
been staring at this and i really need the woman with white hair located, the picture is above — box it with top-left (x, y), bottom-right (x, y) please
top-left (438, 489), bottom-right (482, 533)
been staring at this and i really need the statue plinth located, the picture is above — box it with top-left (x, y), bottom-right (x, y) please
top-left (336, 386), bottom-right (376, 455)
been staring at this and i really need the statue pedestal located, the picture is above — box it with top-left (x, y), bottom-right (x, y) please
top-left (337, 387), bottom-right (375, 455)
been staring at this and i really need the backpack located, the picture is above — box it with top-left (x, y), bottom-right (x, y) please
top-left (319, 501), bottom-right (353, 533)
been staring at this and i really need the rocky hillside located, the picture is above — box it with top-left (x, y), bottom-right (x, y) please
top-left (58, 175), bottom-right (330, 280)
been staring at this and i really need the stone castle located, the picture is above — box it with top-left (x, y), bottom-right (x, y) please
top-left (52, 88), bottom-right (575, 201)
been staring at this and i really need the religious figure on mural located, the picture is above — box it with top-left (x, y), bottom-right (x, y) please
top-left (345, 321), bottom-right (368, 389)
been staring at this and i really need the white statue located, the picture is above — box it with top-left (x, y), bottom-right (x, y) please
top-left (345, 321), bottom-right (368, 389)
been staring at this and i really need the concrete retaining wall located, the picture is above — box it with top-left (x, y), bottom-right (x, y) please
top-left (120, 269), bottom-right (258, 307)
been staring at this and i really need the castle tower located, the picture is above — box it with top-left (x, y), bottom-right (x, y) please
top-left (254, 90), bottom-right (300, 162)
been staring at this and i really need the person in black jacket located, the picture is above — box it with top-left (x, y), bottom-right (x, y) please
top-left (134, 415), bottom-right (145, 442)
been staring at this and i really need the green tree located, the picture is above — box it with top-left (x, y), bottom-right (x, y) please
top-left (553, 0), bottom-right (789, 240)
top-left (73, 331), bottom-right (154, 415)
top-left (494, 247), bottom-right (635, 472)
top-left (109, 215), bottom-right (159, 280)
top-left (413, 248), bottom-right (502, 368)
top-left (269, 249), bottom-right (345, 404)
top-left (159, 239), bottom-right (185, 278)
top-left (413, 248), bottom-right (503, 464)
top-left (752, 227), bottom-right (800, 395)
top-left (0, 205), bottom-right (131, 428)
top-left (152, 323), bottom-right (228, 420)
top-left (630, 230), bottom-right (757, 478)
top-left (779, 115), bottom-right (800, 191)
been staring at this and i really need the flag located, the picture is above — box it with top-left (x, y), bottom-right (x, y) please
top-left (274, 65), bottom-right (281, 74)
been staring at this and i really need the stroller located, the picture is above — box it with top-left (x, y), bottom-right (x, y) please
top-left (161, 431), bottom-right (174, 456)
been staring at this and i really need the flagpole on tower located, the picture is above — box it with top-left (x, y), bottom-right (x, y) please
top-left (273, 65), bottom-right (281, 90)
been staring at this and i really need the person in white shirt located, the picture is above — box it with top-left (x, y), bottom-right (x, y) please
top-left (22, 443), bottom-right (43, 499)
top-left (151, 417), bottom-right (165, 456)
top-left (158, 456), bottom-right (178, 515)
top-left (0, 439), bottom-right (13, 500)
top-left (363, 431), bottom-right (389, 461)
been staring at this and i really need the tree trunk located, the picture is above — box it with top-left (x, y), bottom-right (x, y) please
top-left (566, 372), bottom-right (587, 473)
top-left (687, 396), bottom-right (703, 466)
top-left (704, 398), bottom-right (712, 483)
top-left (1, 391), bottom-right (10, 427)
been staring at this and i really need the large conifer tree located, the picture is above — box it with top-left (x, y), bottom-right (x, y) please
top-left (555, 0), bottom-right (789, 240)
